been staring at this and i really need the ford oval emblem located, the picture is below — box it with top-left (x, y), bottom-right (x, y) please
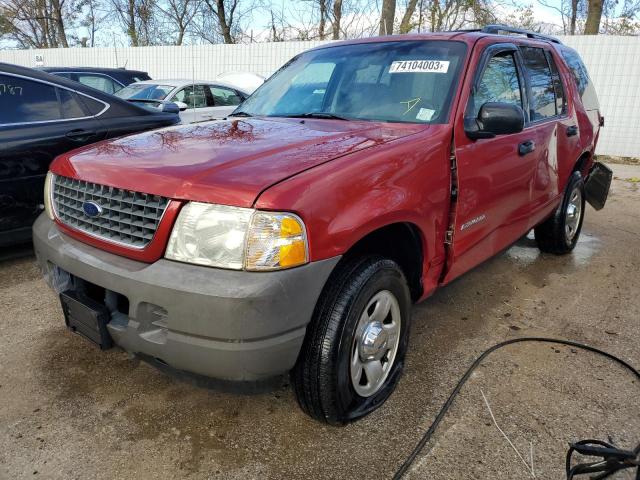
top-left (82, 201), bottom-right (103, 218)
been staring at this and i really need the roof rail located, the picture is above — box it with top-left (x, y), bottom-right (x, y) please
top-left (481, 24), bottom-right (562, 44)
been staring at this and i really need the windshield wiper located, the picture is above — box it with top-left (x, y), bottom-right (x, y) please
top-left (284, 112), bottom-right (350, 121)
top-left (229, 111), bottom-right (253, 117)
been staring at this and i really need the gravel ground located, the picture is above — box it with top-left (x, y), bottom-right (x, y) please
top-left (0, 165), bottom-right (638, 480)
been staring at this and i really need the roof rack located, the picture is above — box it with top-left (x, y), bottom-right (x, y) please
top-left (480, 24), bottom-right (562, 44)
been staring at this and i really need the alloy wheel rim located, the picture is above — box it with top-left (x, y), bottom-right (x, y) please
top-left (565, 187), bottom-right (583, 242)
top-left (350, 290), bottom-right (401, 398)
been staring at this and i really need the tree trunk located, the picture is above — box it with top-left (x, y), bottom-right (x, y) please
top-left (399, 0), bottom-right (418, 33)
top-left (569, 0), bottom-right (578, 34)
top-left (50, 0), bottom-right (69, 47)
top-left (126, 0), bottom-right (138, 45)
top-left (332, 0), bottom-right (342, 39)
top-left (379, 0), bottom-right (396, 35)
top-left (215, 0), bottom-right (233, 43)
top-left (584, 0), bottom-right (603, 34)
top-left (318, 0), bottom-right (327, 39)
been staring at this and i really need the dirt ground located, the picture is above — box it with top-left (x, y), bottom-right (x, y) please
top-left (1, 165), bottom-right (639, 480)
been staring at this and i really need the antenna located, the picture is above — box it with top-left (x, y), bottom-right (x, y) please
top-left (191, 42), bottom-right (196, 111)
top-left (113, 33), bottom-right (119, 68)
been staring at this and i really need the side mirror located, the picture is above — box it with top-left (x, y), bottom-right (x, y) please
top-left (174, 101), bottom-right (188, 112)
top-left (465, 102), bottom-right (524, 140)
top-left (160, 102), bottom-right (180, 114)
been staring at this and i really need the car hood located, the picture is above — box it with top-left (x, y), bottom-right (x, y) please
top-left (51, 117), bottom-right (427, 207)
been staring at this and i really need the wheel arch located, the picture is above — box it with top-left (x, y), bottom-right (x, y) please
top-left (573, 150), bottom-right (593, 178)
top-left (338, 222), bottom-right (425, 301)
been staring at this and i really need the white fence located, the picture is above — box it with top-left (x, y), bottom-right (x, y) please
top-left (1, 36), bottom-right (639, 157)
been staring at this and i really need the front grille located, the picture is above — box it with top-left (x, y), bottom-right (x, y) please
top-left (53, 175), bottom-right (169, 248)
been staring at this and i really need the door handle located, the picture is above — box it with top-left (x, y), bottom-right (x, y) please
top-left (566, 125), bottom-right (578, 137)
top-left (518, 140), bottom-right (535, 156)
top-left (66, 129), bottom-right (96, 141)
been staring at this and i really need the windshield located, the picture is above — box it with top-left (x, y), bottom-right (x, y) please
top-left (237, 40), bottom-right (467, 124)
top-left (115, 83), bottom-right (174, 100)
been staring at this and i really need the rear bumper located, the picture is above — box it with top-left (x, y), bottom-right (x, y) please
top-left (33, 215), bottom-right (340, 381)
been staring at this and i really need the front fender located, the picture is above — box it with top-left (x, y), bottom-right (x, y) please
top-left (254, 125), bottom-right (454, 295)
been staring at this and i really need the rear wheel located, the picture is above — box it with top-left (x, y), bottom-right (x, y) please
top-left (292, 256), bottom-right (411, 425)
top-left (534, 171), bottom-right (585, 254)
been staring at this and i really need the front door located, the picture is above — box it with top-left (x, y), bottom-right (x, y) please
top-left (443, 42), bottom-right (539, 282)
top-left (171, 84), bottom-right (209, 124)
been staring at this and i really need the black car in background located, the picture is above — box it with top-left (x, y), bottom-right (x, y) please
top-left (40, 67), bottom-right (151, 94)
top-left (0, 63), bottom-right (179, 247)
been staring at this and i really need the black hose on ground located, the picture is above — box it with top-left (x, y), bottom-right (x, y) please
top-left (392, 337), bottom-right (640, 479)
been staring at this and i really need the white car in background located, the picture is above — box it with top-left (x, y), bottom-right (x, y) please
top-left (115, 79), bottom-right (251, 124)
top-left (216, 72), bottom-right (265, 94)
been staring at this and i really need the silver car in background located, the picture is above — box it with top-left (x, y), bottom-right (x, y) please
top-left (115, 79), bottom-right (251, 124)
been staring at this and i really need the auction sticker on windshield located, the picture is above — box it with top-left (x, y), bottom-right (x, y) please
top-left (389, 60), bottom-right (450, 74)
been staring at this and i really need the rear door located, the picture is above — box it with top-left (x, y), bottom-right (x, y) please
top-left (444, 41), bottom-right (538, 281)
top-left (518, 45), bottom-right (570, 222)
top-left (0, 73), bottom-right (106, 243)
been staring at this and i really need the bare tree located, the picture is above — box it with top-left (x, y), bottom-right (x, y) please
top-left (201, 0), bottom-right (238, 43)
top-left (0, 0), bottom-right (78, 47)
top-left (158, 0), bottom-right (199, 44)
top-left (379, 0), bottom-right (395, 34)
top-left (110, 0), bottom-right (159, 45)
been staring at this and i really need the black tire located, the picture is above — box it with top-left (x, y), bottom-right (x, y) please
top-left (292, 256), bottom-right (412, 425)
top-left (534, 171), bottom-right (586, 254)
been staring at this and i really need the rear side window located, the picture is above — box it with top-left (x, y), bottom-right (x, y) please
top-left (58, 89), bottom-right (87, 119)
top-left (561, 49), bottom-right (589, 96)
top-left (0, 74), bottom-right (61, 124)
top-left (468, 52), bottom-right (522, 119)
top-left (79, 95), bottom-right (107, 115)
top-left (560, 47), bottom-right (599, 111)
top-left (520, 47), bottom-right (557, 121)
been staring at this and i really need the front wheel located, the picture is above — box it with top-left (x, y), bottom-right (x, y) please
top-left (534, 171), bottom-right (586, 254)
top-left (292, 257), bottom-right (411, 425)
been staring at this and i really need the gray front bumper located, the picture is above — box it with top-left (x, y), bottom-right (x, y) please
top-left (33, 215), bottom-right (339, 381)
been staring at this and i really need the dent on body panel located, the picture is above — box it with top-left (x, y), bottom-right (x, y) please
top-left (255, 127), bottom-right (452, 264)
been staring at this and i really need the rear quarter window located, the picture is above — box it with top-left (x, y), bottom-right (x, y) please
top-left (559, 47), bottom-right (600, 111)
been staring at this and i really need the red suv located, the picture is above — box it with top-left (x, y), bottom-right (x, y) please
top-left (34, 26), bottom-right (611, 424)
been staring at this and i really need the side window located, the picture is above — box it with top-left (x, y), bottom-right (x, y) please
top-left (520, 47), bottom-right (557, 121)
top-left (58, 89), bottom-right (87, 119)
top-left (0, 74), bottom-right (61, 124)
top-left (78, 95), bottom-right (107, 116)
top-left (172, 85), bottom-right (208, 108)
top-left (76, 74), bottom-right (121, 94)
top-left (546, 52), bottom-right (566, 115)
top-left (468, 51), bottom-right (522, 119)
top-left (208, 86), bottom-right (242, 107)
top-left (560, 49), bottom-right (589, 96)
top-left (560, 47), bottom-right (599, 111)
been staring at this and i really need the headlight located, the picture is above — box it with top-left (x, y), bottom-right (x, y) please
top-left (166, 202), bottom-right (253, 269)
top-left (165, 202), bottom-right (309, 271)
top-left (44, 172), bottom-right (55, 220)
